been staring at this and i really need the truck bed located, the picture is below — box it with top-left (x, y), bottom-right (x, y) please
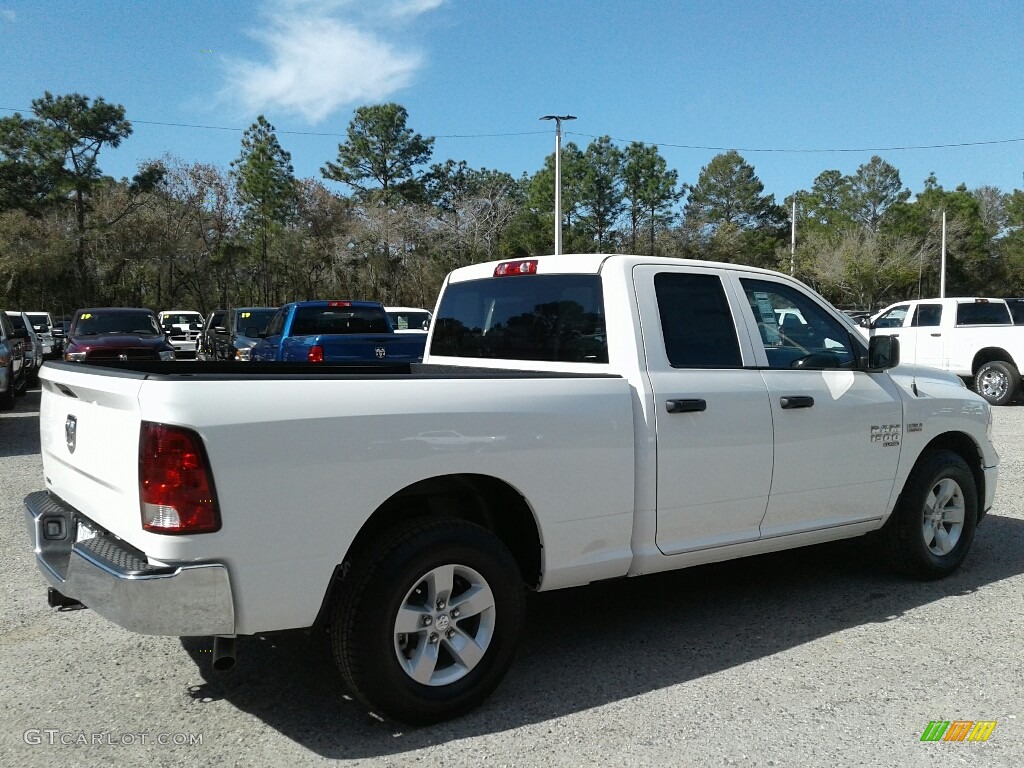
top-left (35, 360), bottom-right (635, 634)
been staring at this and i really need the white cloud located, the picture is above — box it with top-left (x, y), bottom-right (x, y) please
top-left (223, 0), bottom-right (443, 124)
top-left (388, 0), bottom-right (445, 19)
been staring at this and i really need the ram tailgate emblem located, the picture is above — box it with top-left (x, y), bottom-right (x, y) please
top-left (65, 415), bottom-right (77, 454)
top-left (375, 347), bottom-right (386, 359)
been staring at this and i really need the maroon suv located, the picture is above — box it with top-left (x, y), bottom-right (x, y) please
top-left (63, 308), bottom-right (176, 363)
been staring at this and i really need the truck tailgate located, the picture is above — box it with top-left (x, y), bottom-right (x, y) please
top-left (300, 333), bottom-right (425, 362)
top-left (38, 365), bottom-right (145, 544)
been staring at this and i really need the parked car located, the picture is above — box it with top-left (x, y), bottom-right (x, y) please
top-left (158, 310), bottom-right (205, 359)
top-left (5, 311), bottom-right (44, 386)
top-left (250, 300), bottom-right (426, 362)
top-left (24, 311), bottom-right (56, 358)
top-left (0, 309), bottom-right (26, 408)
top-left (197, 310), bottom-right (226, 361)
top-left (384, 306), bottom-right (432, 333)
top-left (63, 308), bottom-right (176, 363)
top-left (212, 307), bottom-right (277, 361)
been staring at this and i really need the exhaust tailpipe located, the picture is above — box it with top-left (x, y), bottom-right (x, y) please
top-left (212, 635), bottom-right (236, 671)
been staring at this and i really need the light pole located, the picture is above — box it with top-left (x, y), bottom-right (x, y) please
top-left (540, 114), bottom-right (576, 255)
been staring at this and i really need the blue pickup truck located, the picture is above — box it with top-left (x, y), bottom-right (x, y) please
top-left (250, 300), bottom-right (426, 363)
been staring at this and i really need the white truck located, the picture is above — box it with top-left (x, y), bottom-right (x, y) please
top-left (24, 255), bottom-right (998, 723)
top-left (157, 309), bottom-right (205, 359)
top-left (860, 297), bottom-right (1024, 406)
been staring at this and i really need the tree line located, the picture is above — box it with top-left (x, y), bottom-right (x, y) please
top-left (2, 92), bottom-right (1023, 318)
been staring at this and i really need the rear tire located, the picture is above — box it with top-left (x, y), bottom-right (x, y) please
top-left (973, 360), bottom-right (1020, 406)
top-left (882, 449), bottom-right (978, 579)
top-left (331, 518), bottom-right (524, 724)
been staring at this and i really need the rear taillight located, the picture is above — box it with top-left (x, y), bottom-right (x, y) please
top-left (494, 259), bottom-right (538, 277)
top-left (139, 422), bottom-right (220, 534)
top-left (308, 344), bottom-right (324, 363)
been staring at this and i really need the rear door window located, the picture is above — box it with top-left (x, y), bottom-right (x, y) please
top-left (264, 310), bottom-right (286, 338)
top-left (1008, 300), bottom-right (1024, 324)
top-left (653, 272), bottom-right (741, 368)
top-left (912, 304), bottom-right (942, 327)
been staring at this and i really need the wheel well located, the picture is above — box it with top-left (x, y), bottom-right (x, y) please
top-left (971, 348), bottom-right (1016, 374)
top-left (314, 474), bottom-right (542, 628)
top-left (920, 432), bottom-right (986, 510)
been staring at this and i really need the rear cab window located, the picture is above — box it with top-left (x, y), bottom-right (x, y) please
top-left (955, 301), bottom-right (1012, 326)
top-left (290, 305), bottom-right (389, 335)
top-left (431, 274), bottom-right (607, 363)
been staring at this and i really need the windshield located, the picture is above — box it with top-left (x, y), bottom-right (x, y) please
top-left (73, 311), bottom-right (161, 336)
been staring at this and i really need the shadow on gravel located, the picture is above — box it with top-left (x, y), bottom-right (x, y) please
top-left (181, 512), bottom-right (1024, 758)
top-left (0, 388), bottom-right (41, 458)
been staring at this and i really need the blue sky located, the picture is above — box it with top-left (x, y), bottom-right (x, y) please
top-left (2, 0), bottom-right (1023, 203)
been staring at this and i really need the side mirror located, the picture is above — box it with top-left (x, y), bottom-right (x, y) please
top-left (189, 322), bottom-right (202, 331)
top-left (867, 335), bottom-right (900, 370)
top-left (857, 316), bottom-right (871, 328)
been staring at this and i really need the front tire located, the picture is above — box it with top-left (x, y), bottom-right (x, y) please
top-left (882, 450), bottom-right (978, 579)
top-left (332, 518), bottom-right (524, 724)
top-left (973, 360), bottom-right (1020, 406)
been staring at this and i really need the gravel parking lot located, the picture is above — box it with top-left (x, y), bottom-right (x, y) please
top-left (2, 383), bottom-right (1022, 767)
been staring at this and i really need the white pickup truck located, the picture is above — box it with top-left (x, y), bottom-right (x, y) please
top-left (860, 297), bottom-right (1024, 405)
top-left (24, 255), bottom-right (998, 723)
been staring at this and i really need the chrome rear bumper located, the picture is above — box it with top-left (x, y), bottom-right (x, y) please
top-left (24, 491), bottom-right (234, 636)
